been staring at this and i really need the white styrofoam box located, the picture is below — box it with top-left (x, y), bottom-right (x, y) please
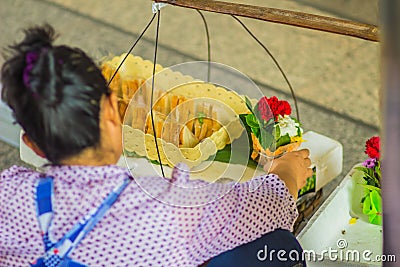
top-left (0, 84), bottom-right (21, 147)
top-left (297, 166), bottom-right (382, 266)
top-left (300, 131), bottom-right (343, 191)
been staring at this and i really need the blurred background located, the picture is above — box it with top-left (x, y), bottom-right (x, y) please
top-left (0, 0), bottom-right (380, 196)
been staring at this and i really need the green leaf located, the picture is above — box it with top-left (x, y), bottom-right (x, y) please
top-left (369, 190), bottom-right (382, 225)
top-left (363, 194), bottom-right (373, 215)
top-left (359, 184), bottom-right (381, 193)
top-left (150, 159), bottom-right (160, 165)
top-left (369, 213), bottom-right (382, 225)
top-left (298, 167), bottom-right (316, 197)
top-left (275, 125), bottom-right (281, 139)
top-left (245, 96), bottom-right (254, 113)
top-left (362, 190), bottom-right (383, 225)
top-left (351, 169), bottom-right (365, 182)
top-left (240, 113), bottom-right (261, 140)
top-left (275, 134), bottom-right (291, 149)
top-left (239, 113), bottom-right (248, 122)
top-left (262, 122), bottom-right (275, 139)
top-left (370, 190), bottom-right (382, 210)
top-left (197, 112), bottom-right (206, 125)
top-left (245, 114), bottom-right (259, 129)
top-left (375, 160), bottom-right (381, 180)
top-left (212, 133), bottom-right (258, 168)
top-left (260, 130), bottom-right (274, 150)
top-left (355, 166), bottom-right (380, 188)
top-left (355, 166), bottom-right (371, 173)
top-left (250, 127), bottom-right (260, 138)
top-left (239, 114), bottom-right (254, 156)
top-left (213, 146), bottom-right (231, 163)
top-left (297, 127), bottom-right (302, 137)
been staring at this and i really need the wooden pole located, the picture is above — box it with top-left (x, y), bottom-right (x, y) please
top-left (155, 0), bottom-right (379, 42)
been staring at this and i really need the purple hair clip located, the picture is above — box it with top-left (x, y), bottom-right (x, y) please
top-left (22, 47), bottom-right (54, 95)
top-left (22, 50), bottom-right (40, 89)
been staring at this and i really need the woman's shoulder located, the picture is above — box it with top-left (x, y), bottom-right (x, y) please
top-left (0, 165), bottom-right (41, 188)
top-left (0, 165), bottom-right (40, 182)
top-left (0, 165), bottom-right (41, 206)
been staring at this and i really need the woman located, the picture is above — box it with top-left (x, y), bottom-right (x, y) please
top-left (0, 25), bottom-right (312, 266)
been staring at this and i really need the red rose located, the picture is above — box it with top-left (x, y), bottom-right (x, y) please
top-left (257, 96), bottom-right (292, 121)
top-left (365, 136), bottom-right (380, 159)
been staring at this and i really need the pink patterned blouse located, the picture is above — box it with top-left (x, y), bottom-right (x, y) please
top-left (0, 163), bottom-right (298, 267)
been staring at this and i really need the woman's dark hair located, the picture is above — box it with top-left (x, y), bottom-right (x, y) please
top-left (1, 24), bottom-right (110, 163)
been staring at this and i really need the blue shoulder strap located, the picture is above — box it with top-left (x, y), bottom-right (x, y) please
top-left (35, 177), bottom-right (55, 251)
top-left (32, 175), bottom-right (132, 267)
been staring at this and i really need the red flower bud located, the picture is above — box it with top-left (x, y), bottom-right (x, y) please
top-left (365, 136), bottom-right (380, 159)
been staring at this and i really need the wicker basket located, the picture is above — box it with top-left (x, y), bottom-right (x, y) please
top-left (294, 189), bottom-right (323, 235)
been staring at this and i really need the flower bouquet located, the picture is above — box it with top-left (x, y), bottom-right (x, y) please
top-left (352, 136), bottom-right (382, 225)
top-left (240, 96), bottom-right (316, 198)
top-left (240, 96), bottom-right (304, 163)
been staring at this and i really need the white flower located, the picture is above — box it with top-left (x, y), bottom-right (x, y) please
top-left (275, 115), bottom-right (302, 137)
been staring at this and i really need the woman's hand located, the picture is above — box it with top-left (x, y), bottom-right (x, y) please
top-left (264, 149), bottom-right (313, 200)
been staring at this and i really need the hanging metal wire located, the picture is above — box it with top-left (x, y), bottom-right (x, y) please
top-left (231, 15), bottom-right (300, 121)
top-left (148, 9), bottom-right (165, 177)
top-left (107, 5), bottom-right (300, 177)
top-left (196, 10), bottom-right (212, 82)
top-left (105, 10), bottom-right (166, 177)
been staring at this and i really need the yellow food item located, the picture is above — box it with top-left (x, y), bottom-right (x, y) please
top-left (102, 54), bottom-right (245, 156)
top-left (143, 93), bottom-right (223, 148)
top-left (179, 125), bottom-right (199, 148)
top-left (349, 217), bottom-right (358, 225)
top-left (118, 99), bottom-right (129, 120)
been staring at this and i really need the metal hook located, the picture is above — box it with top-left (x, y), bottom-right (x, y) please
top-left (152, 2), bottom-right (168, 13)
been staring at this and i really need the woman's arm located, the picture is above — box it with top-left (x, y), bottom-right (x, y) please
top-left (179, 174), bottom-right (297, 265)
top-left (169, 149), bottom-right (311, 265)
top-left (170, 150), bottom-right (312, 265)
